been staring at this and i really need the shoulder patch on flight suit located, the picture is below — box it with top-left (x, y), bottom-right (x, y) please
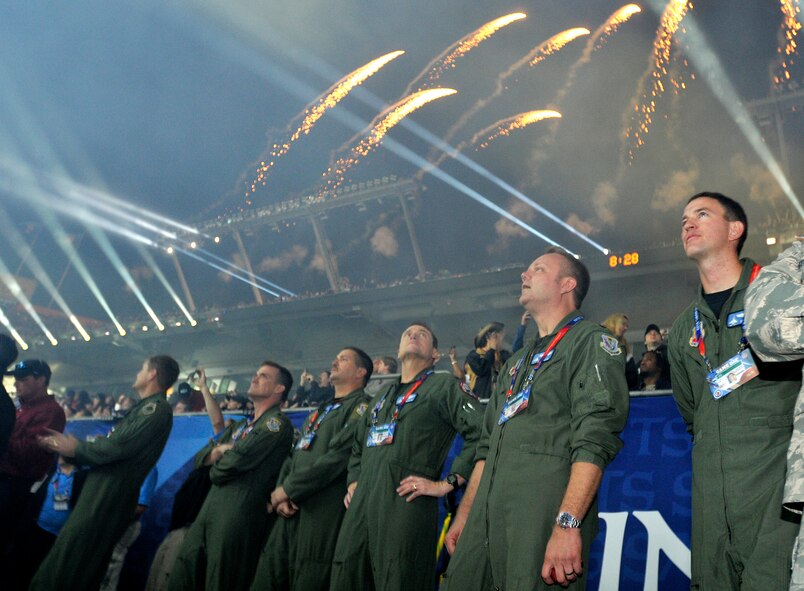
top-left (266, 417), bottom-right (282, 432)
top-left (600, 334), bottom-right (621, 356)
top-left (142, 402), bottom-right (157, 416)
top-left (459, 381), bottom-right (479, 399)
top-left (355, 402), bottom-right (368, 416)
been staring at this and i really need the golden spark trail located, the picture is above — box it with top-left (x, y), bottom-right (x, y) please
top-left (402, 12), bottom-right (526, 95)
top-left (551, 5), bottom-right (642, 124)
top-left (422, 27), bottom-right (589, 175)
top-left (773, 0), bottom-right (801, 89)
top-left (323, 88), bottom-right (457, 193)
top-left (624, 0), bottom-right (692, 162)
top-left (529, 27), bottom-right (593, 66)
top-left (243, 50), bottom-right (405, 196)
top-left (471, 110), bottom-right (562, 149)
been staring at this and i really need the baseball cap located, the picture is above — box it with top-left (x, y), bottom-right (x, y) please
top-left (644, 323), bottom-right (661, 336)
top-left (5, 359), bottom-right (52, 381)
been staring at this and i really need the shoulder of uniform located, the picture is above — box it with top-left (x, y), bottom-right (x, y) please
top-left (264, 413), bottom-right (291, 433)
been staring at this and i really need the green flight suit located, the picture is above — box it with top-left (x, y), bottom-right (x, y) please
top-left (250, 388), bottom-right (372, 591)
top-left (441, 315), bottom-right (629, 591)
top-left (329, 371), bottom-right (483, 591)
top-left (30, 393), bottom-right (172, 591)
top-left (668, 258), bottom-right (802, 590)
top-left (169, 405), bottom-right (293, 591)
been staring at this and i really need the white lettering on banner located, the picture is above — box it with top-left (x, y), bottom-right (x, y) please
top-left (598, 512), bottom-right (628, 590)
top-left (596, 511), bottom-right (691, 591)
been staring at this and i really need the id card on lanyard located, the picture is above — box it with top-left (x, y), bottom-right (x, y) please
top-left (367, 370), bottom-right (432, 447)
top-left (296, 402), bottom-right (342, 450)
top-left (694, 264), bottom-right (761, 400)
top-left (499, 316), bottom-right (582, 425)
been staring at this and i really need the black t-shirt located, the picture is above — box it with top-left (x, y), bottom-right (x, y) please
top-left (703, 288), bottom-right (733, 320)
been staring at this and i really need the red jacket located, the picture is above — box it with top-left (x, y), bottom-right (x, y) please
top-left (0, 394), bottom-right (66, 481)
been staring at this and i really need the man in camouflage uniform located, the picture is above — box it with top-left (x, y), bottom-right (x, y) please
top-left (745, 239), bottom-right (804, 590)
top-left (31, 355), bottom-right (179, 591)
top-left (669, 193), bottom-right (802, 589)
top-left (441, 247), bottom-right (630, 590)
top-left (329, 322), bottom-right (484, 591)
top-left (169, 361), bottom-right (294, 591)
top-left (249, 347), bottom-right (373, 591)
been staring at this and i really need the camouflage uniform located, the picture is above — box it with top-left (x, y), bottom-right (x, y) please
top-left (745, 242), bottom-right (804, 590)
top-left (669, 258), bottom-right (802, 590)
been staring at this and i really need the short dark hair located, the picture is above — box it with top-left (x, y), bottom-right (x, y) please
top-left (545, 247), bottom-right (590, 308)
top-left (687, 192), bottom-right (748, 255)
top-left (381, 356), bottom-right (398, 374)
top-left (148, 355), bottom-right (180, 391)
top-left (408, 321), bottom-right (438, 349)
top-left (344, 346), bottom-right (374, 387)
top-left (261, 361), bottom-right (293, 402)
top-left (475, 322), bottom-right (505, 348)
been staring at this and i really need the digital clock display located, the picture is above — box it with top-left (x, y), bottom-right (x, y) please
top-left (609, 252), bottom-right (640, 268)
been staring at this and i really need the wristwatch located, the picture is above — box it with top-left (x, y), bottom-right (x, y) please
top-left (445, 473), bottom-right (460, 490)
top-left (555, 512), bottom-right (582, 529)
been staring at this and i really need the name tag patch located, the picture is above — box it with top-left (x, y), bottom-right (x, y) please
top-left (726, 310), bottom-right (745, 328)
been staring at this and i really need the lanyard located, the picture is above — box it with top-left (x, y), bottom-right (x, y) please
top-left (232, 418), bottom-right (257, 442)
top-left (53, 471), bottom-right (73, 499)
top-left (506, 316), bottom-right (583, 399)
top-left (693, 263), bottom-right (761, 373)
top-left (304, 401), bottom-right (341, 436)
top-left (371, 369), bottom-right (433, 425)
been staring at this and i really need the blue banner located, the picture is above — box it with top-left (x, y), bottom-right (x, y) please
top-left (67, 395), bottom-right (692, 591)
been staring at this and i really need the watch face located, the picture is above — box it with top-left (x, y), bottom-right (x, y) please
top-left (446, 474), bottom-right (458, 488)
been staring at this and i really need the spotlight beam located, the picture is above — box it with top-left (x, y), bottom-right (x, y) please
top-left (194, 247), bottom-right (296, 297)
top-left (174, 246), bottom-right (284, 297)
top-left (0, 305), bottom-right (27, 350)
top-left (36, 206), bottom-right (127, 336)
top-left (660, 3), bottom-right (804, 218)
top-left (0, 207), bottom-right (91, 341)
top-left (0, 252), bottom-right (58, 345)
top-left (86, 226), bottom-right (165, 331)
top-left (136, 245), bottom-right (197, 326)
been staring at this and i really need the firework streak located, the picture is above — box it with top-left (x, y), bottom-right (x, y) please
top-left (773, 0), bottom-right (801, 87)
top-left (322, 88), bottom-right (458, 192)
top-left (244, 50), bottom-right (405, 196)
top-left (402, 12), bottom-right (527, 95)
top-left (624, 0), bottom-right (692, 161)
top-left (423, 27), bottom-right (589, 174)
top-left (471, 110), bottom-right (562, 149)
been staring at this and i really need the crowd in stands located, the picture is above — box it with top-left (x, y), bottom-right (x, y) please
top-left (1, 191), bottom-right (797, 590)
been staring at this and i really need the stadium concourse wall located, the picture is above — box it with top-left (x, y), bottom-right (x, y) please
top-left (65, 393), bottom-right (691, 590)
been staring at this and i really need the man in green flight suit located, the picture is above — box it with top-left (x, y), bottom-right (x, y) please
top-left (668, 192), bottom-right (802, 590)
top-left (329, 322), bottom-right (484, 591)
top-left (31, 354), bottom-right (180, 591)
top-left (249, 346), bottom-right (374, 591)
top-left (169, 360), bottom-right (294, 591)
top-left (440, 247), bottom-right (630, 590)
